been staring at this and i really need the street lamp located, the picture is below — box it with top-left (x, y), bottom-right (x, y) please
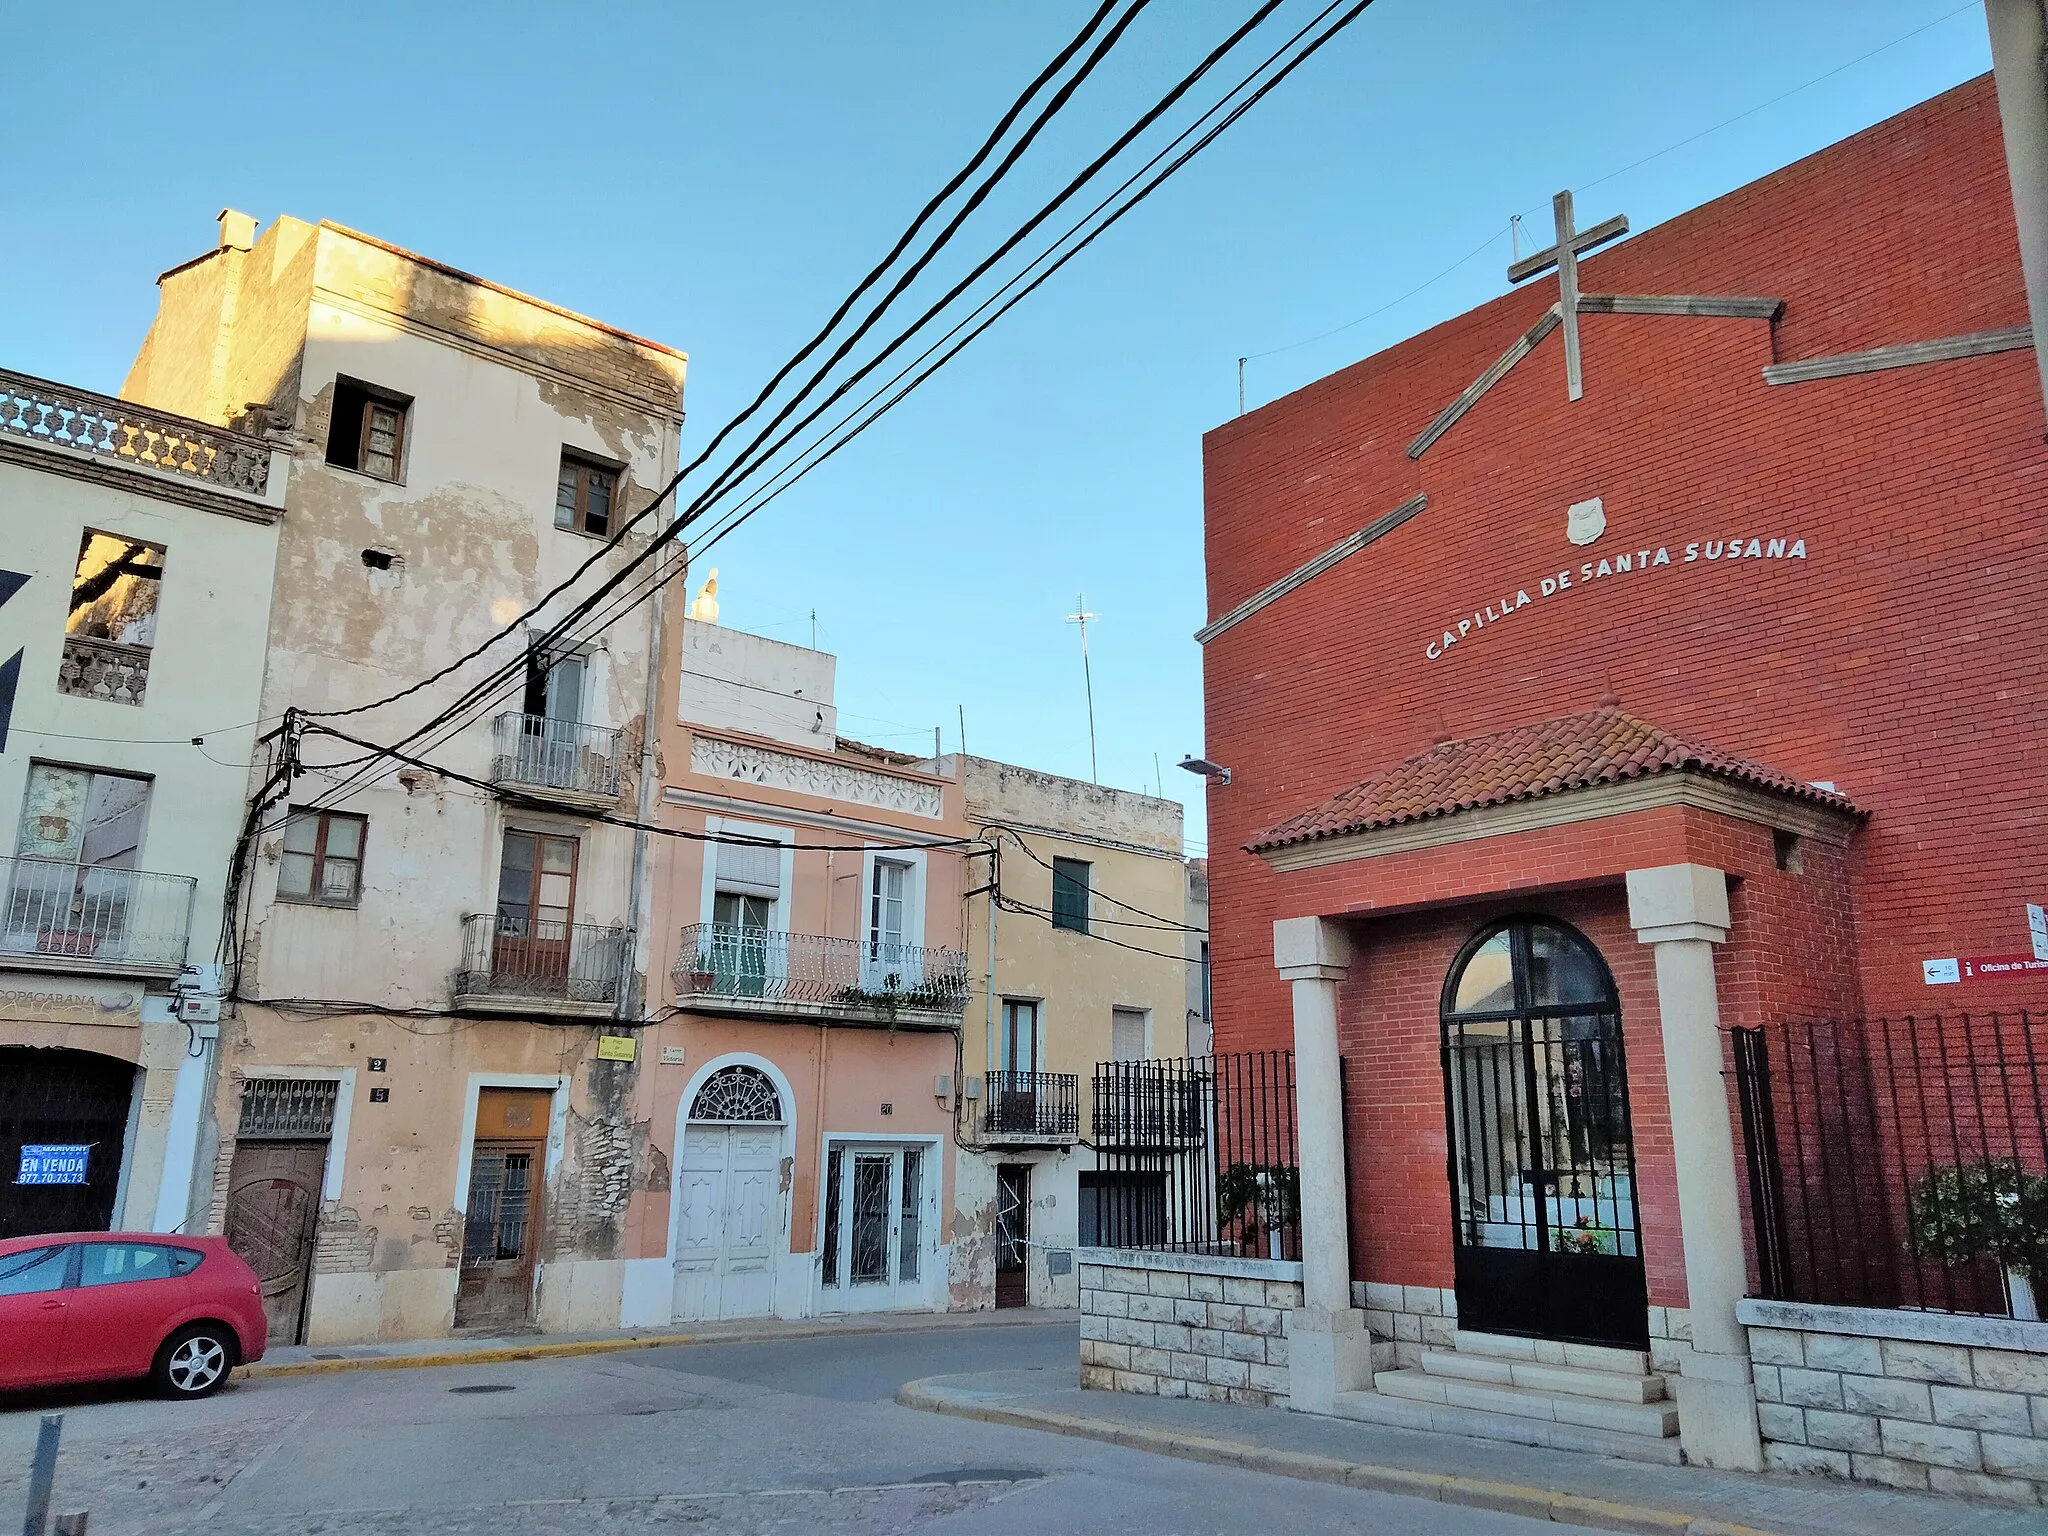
top-left (1177, 756), bottom-right (1231, 786)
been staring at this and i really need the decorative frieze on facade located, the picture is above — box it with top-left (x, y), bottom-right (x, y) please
top-left (690, 733), bottom-right (944, 820)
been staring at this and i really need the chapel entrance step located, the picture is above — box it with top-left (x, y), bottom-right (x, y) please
top-left (1373, 1366), bottom-right (1679, 1438)
top-left (1416, 1347), bottom-right (1668, 1403)
top-left (1322, 1386), bottom-right (1686, 1466)
top-left (1451, 1328), bottom-right (1651, 1377)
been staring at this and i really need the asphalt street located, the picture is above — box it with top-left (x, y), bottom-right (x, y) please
top-left (0, 1321), bottom-right (1601, 1534)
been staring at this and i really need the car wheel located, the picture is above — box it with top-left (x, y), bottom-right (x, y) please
top-left (153, 1324), bottom-right (236, 1399)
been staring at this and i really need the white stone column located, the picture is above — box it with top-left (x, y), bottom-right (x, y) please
top-left (1273, 916), bottom-right (1373, 1413)
top-left (1986, 0), bottom-right (2048, 427)
top-left (1626, 863), bottom-right (1765, 1472)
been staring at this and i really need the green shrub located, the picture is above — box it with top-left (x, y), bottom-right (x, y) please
top-left (1908, 1159), bottom-right (2048, 1280)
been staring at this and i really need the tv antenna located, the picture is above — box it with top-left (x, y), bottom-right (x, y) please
top-left (1066, 593), bottom-right (1100, 783)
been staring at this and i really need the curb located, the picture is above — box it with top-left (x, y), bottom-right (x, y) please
top-left (895, 1379), bottom-right (1779, 1536)
top-left (238, 1312), bottom-right (1063, 1381)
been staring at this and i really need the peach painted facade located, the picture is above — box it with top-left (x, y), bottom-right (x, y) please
top-left (613, 616), bottom-right (971, 1326)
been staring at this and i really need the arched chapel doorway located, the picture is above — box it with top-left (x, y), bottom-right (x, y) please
top-left (673, 1062), bottom-right (786, 1322)
top-left (1439, 916), bottom-right (1648, 1349)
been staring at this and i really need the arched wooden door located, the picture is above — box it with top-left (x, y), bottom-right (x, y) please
top-left (1439, 916), bottom-right (1648, 1349)
top-left (225, 1142), bottom-right (326, 1345)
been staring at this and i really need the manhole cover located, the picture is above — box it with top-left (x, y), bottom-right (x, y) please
top-left (910, 1469), bottom-right (1041, 1485)
top-left (448, 1384), bottom-right (516, 1395)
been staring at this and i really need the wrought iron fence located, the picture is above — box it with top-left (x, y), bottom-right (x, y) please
top-left (0, 856), bottom-right (196, 972)
top-left (1086, 1051), bottom-right (1299, 1259)
top-left (453, 912), bottom-right (631, 1006)
top-left (0, 367), bottom-right (274, 494)
top-left (1732, 1015), bottom-right (2047, 1318)
top-left (985, 1071), bottom-right (1080, 1139)
top-left (671, 923), bottom-right (969, 1015)
top-left (488, 713), bottom-right (621, 800)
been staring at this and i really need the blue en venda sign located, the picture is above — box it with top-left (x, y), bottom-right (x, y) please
top-left (16, 1145), bottom-right (89, 1185)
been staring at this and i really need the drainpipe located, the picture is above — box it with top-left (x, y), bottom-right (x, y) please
top-left (622, 556), bottom-right (670, 1022)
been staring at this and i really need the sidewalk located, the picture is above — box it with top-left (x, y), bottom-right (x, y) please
top-left (245, 1307), bottom-right (1075, 1378)
top-left (898, 1367), bottom-right (2044, 1536)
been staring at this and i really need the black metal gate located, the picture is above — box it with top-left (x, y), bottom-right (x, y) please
top-left (0, 1045), bottom-right (136, 1239)
top-left (1439, 917), bottom-right (1648, 1349)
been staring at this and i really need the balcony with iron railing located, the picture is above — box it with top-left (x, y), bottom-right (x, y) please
top-left (452, 911), bottom-right (632, 1019)
top-left (672, 923), bottom-right (970, 1028)
top-left (487, 714), bottom-right (622, 810)
top-left (1091, 1060), bottom-right (1212, 1148)
top-left (0, 367), bottom-right (279, 499)
top-left (0, 856), bottom-right (197, 977)
top-left (984, 1070), bottom-right (1081, 1144)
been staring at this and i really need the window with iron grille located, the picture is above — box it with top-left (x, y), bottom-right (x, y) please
top-left (1051, 857), bottom-right (1090, 934)
top-left (237, 1078), bottom-right (339, 1140)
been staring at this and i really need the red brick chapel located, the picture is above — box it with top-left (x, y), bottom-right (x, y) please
top-left (1198, 74), bottom-right (2048, 1475)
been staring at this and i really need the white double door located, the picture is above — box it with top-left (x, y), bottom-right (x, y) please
top-left (673, 1122), bottom-right (782, 1321)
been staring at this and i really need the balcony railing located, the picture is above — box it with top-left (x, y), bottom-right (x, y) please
top-left (488, 714), bottom-right (621, 803)
top-left (0, 856), bottom-right (196, 974)
top-left (0, 367), bottom-right (274, 495)
top-left (57, 636), bottom-right (152, 706)
top-left (453, 912), bottom-right (631, 1012)
top-left (672, 923), bottom-right (969, 1020)
top-left (985, 1071), bottom-right (1080, 1140)
top-left (1092, 1060), bottom-right (1212, 1148)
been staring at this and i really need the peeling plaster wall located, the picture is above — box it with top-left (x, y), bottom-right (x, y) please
top-left (0, 438), bottom-right (281, 1238)
top-left (122, 214), bottom-right (688, 1342)
top-left (950, 1144), bottom-right (1084, 1311)
top-left (946, 755), bottom-right (1195, 1310)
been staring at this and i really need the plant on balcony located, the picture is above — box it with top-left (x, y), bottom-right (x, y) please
top-left (834, 971), bottom-right (958, 1024)
top-left (1908, 1158), bottom-right (2048, 1318)
top-left (1219, 1162), bottom-right (1298, 1261)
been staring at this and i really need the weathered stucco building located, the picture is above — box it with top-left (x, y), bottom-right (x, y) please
top-left (624, 618), bottom-right (970, 1326)
top-left (121, 210), bottom-right (687, 1344)
top-left (0, 363), bottom-right (287, 1245)
top-left (948, 756), bottom-right (1195, 1310)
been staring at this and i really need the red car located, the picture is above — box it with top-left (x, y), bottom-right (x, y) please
top-left (0, 1233), bottom-right (266, 1399)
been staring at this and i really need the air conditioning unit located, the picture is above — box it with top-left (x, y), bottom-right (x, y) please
top-left (175, 995), bottom-right (221, 1023)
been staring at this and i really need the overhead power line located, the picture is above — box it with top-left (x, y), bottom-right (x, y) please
top-left (308, 0), bottom-right (1147, 727)
top-left (248, 0), bottom-right (1382, 890)
top-left (319, 0), bottom-right (1345, 771)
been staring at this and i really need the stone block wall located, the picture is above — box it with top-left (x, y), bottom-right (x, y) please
top-left (1078, 1248), bottom-right (1301, 1405)
top-left (1648, 1305), bottom-right (1692, 1375)
top-left (1740, 1299), bottom-right (2048, 1508)
top-left (1354, 1280), bottom-right (1454, 1367)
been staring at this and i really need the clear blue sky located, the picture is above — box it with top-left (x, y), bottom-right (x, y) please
top-left (1, 2), bottom-right (1990, 855)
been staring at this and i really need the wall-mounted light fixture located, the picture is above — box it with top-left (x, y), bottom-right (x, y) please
top-left (1178, 756), bottom-right (1232, 786)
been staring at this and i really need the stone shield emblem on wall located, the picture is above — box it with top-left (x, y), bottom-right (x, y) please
top-left (1566, 497), bottom-right (1606, 546)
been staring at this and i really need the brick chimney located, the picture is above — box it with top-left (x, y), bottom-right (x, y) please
top-left (217, 209), bottom-right (256, 252)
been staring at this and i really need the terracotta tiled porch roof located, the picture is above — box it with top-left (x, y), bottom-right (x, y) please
top-left (1247, 705), bottom-right (1858, 853)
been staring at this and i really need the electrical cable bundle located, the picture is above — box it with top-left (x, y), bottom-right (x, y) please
top-left (224, 0), bottom-right (1377, 972)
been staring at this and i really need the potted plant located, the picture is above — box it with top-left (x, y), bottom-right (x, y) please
top-left (1908, 1158), bottom-right (2047, 1321)
top-left (1219, 1162), bottom-right (1299, 1260)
